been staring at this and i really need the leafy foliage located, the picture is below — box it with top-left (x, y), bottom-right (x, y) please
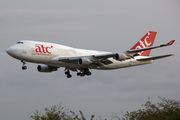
top-left (30, 104), bottom-right (95, 120)
top-left (123, 97), bottom-right (180, 120)
top-left (31, 97), bottom-right (180, 120)
top-left (30, 104), bottom-right (71, 120)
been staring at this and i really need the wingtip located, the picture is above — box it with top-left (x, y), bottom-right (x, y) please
top-left (167, 40), bottom-right (175, 45)
top-left (165, 54), bottom-right (174, 57)
top-left (169, 54), bottom-right (174, 56)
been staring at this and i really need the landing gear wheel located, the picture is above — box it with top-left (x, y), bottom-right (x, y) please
top-left (83, 68), bottom-right (92, 76)
top-left (67, 74), bottom-right (72, 78)
top-left (80, 73), bottom-right (85, 77)
top-left (77, 72), bottom-right (81, 76)
top-left (21, 60), bottom-right (27, 70)
top-left (65, 69), bottom-right (72, 78)
top-left (65, 70), bottom-right (70, 75)
top-left (86, 71), bottom-right (92, 76)
top-left (22, 66), bottom-right (27, 70)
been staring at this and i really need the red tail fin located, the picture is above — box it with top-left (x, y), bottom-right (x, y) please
top-left (130, 31), bottom-right (157, 56)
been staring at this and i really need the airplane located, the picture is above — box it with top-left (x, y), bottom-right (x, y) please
top-left (6, 31), bottom-right (175, 78)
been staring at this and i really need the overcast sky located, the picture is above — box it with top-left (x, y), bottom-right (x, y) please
top-left (0, 0), bottom-right (180, 120)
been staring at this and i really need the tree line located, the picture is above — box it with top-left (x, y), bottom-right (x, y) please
top-left (31, 97), bottom-right (180, 120)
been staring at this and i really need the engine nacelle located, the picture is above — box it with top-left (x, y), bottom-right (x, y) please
top-left (114, 53), bottom-right (127, 61)
top-left (78, 58), bottom-right (92, 66)
top-left (37, 64), bottom-right (57, 72)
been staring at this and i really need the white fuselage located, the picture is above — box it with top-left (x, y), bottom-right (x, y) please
top-left (6, 40), bottom-right (153, 70)
top-left (6, 31), bottom-right (174, 78)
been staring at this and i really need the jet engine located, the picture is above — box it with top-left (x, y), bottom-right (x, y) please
top-left (78, 58), bottom-right (92, 66)
top-left (114, 53), bottom-right (127, 61)
top-left (37, 64), bottom-right (57, 72)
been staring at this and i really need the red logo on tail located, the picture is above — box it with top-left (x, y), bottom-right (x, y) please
top-left (130, 31), bottom-right (157, 56)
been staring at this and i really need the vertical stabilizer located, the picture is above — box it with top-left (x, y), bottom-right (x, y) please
top-left (130, 31), bottom-right (157, 56)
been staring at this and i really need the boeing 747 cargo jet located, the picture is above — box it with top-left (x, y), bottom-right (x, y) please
top-left (6, 31), bottom-right (175, 78)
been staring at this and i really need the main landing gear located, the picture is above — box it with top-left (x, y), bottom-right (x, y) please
top-left (64, 68), bottom-right (92, 78)
top-left (77, 68), bottom-right (92, 77)
top-left (65, 70), bottom-right (72, 78)
top-left (21, 60), bottom-right (27, 70)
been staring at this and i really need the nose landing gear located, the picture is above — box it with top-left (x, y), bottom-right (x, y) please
top-left (21, 60), bottom-right (27, 70)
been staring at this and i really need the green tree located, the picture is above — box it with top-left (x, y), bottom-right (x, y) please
top-left (123, 97), bottom-right (180, 120)
top-left (30, 97), bottom-right (180, 120)
top-left (30, 104), bottom-right (95, 120)
top-left (30, 104), bottom-right (72, 120)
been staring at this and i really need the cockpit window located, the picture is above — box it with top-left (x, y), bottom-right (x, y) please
top-left (17, 42), bottom-right (23, 44)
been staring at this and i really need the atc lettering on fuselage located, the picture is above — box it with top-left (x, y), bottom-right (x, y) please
top-left (35, 45), bottom-right (53, 56)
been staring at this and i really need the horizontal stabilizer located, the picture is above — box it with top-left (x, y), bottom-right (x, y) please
top-left (137, 54), bottom-right (174, 61)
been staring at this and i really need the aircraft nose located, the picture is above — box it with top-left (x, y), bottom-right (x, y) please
top-left (6, 46), bottom-right (17, 57)
top-left (6, 45), bottom-right (24, 60)
top-left (6, 47), bottom-right (12, 55)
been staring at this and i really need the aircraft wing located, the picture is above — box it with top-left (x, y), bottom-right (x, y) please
top-left (58, 53), bottom-right (115, 61)
top-left (125, 40), bottom-right (175, 57)
top-left (57, 40), bottom-right (175, 65)
top-left (93, 40), bottom-right (175, 60)
top-left (136, 54), bottom-right (174, 61)
top-left (58, 53), bottom-right (115, 65)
